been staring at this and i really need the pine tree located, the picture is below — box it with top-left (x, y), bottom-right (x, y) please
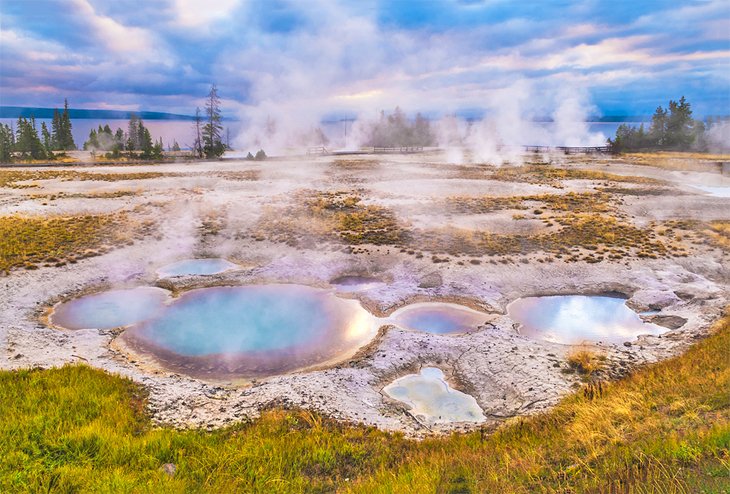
top-left (51, 109), bottom-right (61, 150)
top-left (666, 96), bottom-right (694, 148)
top-left (41, 122), bottom-right (54, 158)
top-left (14, 117), bottom-right (46, 159)
top-left (114, 128), bottom-right (125, 151)
top-left (609, 96), bottom-right (705, 153)
top-left (84, 129), bottom-right (99, 150)
top-left (60, 99), bottom-right (76, 150)
top-left (192, 107), bottom-right (203, 158)
top-left (649, 106), bottom-right (668, 147)
top-left (140, 126), bottom-right (153, 158)
top-left (127, 114), bottom-right (140, 151)
top-left (202, 84), bottom-right (224, 158)
top-left (0, 124), bottom-right (14, 162)
top-left (152, 138), bottom-right (164, 160)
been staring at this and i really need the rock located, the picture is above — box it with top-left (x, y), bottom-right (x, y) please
top-left (623, 342), bottom-right (632, 347)
top-left (161, 463), bottom-right (176, 477)
top-left (648, 315), bottom-right (688, 330)
top-left (628, 290), bottom-right (679, 311)
top-left (418, 272), bottom-right (442, 289)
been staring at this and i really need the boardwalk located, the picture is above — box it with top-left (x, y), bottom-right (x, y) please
top-left (307, 145), bottom-right (609, 157)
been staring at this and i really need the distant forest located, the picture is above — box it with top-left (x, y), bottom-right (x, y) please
top-left (0, 99), bottom-right (76, 162)
top-left (0, 85), bottom-right (228, 163)
top-left (608, 96), bottom-right (716, 153)
top-left (364, 107), bottom-right (435, 148)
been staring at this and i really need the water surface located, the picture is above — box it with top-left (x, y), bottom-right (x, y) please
top-left (157, 258), bottom-right (238, 277)
top-left (507, 295), bottom-right (666, 344)
top-left (383, 367), bottom-right (485, 424)
top-left (390, 303), bottom-right (488, 334)
top-left (119, 284), bottom-right (377, 379)
top-left (51, 287), bottom-right (170, 330)
top-left (692, 185), bottom-right (730, 198)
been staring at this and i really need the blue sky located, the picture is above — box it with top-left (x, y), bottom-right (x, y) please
top-left (1, 0), bottom-right (728, 120)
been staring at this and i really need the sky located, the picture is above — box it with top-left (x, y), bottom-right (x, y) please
top-left (1, 0), bottom-right (729, 124)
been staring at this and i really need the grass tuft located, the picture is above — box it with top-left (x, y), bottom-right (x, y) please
top-left (566, 348), bottom-right (605, 376)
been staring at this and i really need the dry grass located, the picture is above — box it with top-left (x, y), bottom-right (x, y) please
top-left (332, 159), bottom-right (379, 170)
top-left (0, 213), bottom-right (154, 273)
top-left (623, 152), bottom-right (729, 172)
top-left (566, 348), bottom-right (605, 376)
top-left (199, 210), bottom-right (228, 238)
top-left (451, 164), bottom-right (663, 186)
top-left (0, 170), bottom-right (172, 189)
top-left (204, 170), bottom-right (260, 181)
top-left (418, 190), bottom-right (669, 261)
top-left (253, 190), bottom-right (408, 247)
top-left (446, 192), bottom-right (614, 217)
top-left (445, 195), bottom-right (527, 214)
top-left (415, 213), bottom-right (667, 262)
top-left (705, 221), bottom-right (730, 252)
top-left (29, 190), bottom-right (142, 201)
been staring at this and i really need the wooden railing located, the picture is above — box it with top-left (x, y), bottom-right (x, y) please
top-left (523, 145), bottom-right (610, 154)
top-left (306, 146), bottom-right (329, 155)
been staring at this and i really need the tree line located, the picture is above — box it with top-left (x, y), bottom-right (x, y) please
top-left (608, 96), bottom-right (711, 153)
top-left (191, 84), bottom-right (227, 158)
top-left (0, 85), bottom-right (229, 163)
top-left (364, 107), bottom-right (435, 148)
top-left (83, 114), bottom-right (165, 160)
top-left (85, 85), bottom-right (228, 160)
top-left (0, 99), bottom-right (76, 162)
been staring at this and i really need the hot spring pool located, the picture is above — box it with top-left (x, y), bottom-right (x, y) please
top-left (51, 287), bottom-right (170, 330)
top-left (389, 303), bottom-right (488, 334)
top-left (118, 284), bottom-right (378, 379)
top-left (692, 185), bottom-right (730, 198)
top-left (383, 367), bottom-right (485, 424)
top-left (157, 258), bottom-right (238, 277)
top-left (507, 295), bottom-right (666, 344)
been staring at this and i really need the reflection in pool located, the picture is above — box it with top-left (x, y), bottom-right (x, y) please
top-left (389, 303), bottom-right (488, 334)
top-left (692, 185), bottom-right (730, 198)
top-left (51, 287), bottom-right (170, 330)
top-left (157, 258), bottom-right (238, 277)
top-left (118, 284), bottom-right (378, 379)
top-left (507, 295), bottom-right (666, 344)
top-left (383, 367), bottom-right (485, 425)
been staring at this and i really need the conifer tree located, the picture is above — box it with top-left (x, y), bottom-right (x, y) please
top-left (14, 117), bottom-right (46, 159)
top-left (127, 114), bottom-right (141, 151)
top-left (114, 128), bottom-right (125, 150)
top-left (51, 109), bottom-right (61, 150)
top-left (41, 122), bottom-right (54, 157)
top-left (0, 124), bottom-right (14, 162)
top-left (202, 84), bottom-right (225, 158)
top-left (60, 99), bottom-right (76, 150)
top-left (192, 107), bottom-right (203, 158)
top-left (649, 106), bottom-right (668, 147)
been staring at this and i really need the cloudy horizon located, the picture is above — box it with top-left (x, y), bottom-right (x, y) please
top-left (2, 0), bottom-right (729, 155)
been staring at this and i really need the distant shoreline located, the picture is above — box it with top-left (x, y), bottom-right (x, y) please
top-left (0, 106), bottom-right (197, 121)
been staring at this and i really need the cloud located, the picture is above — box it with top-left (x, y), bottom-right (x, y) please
top-left (0, 0), bottom-right (727, 123)
top-left (70, 0), bottom-right (167, 61)
top-left (171, 0), bottom-right (243, 30)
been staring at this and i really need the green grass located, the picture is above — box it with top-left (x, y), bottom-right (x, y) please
top-left (1, 312), bottom-right (728, 493)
